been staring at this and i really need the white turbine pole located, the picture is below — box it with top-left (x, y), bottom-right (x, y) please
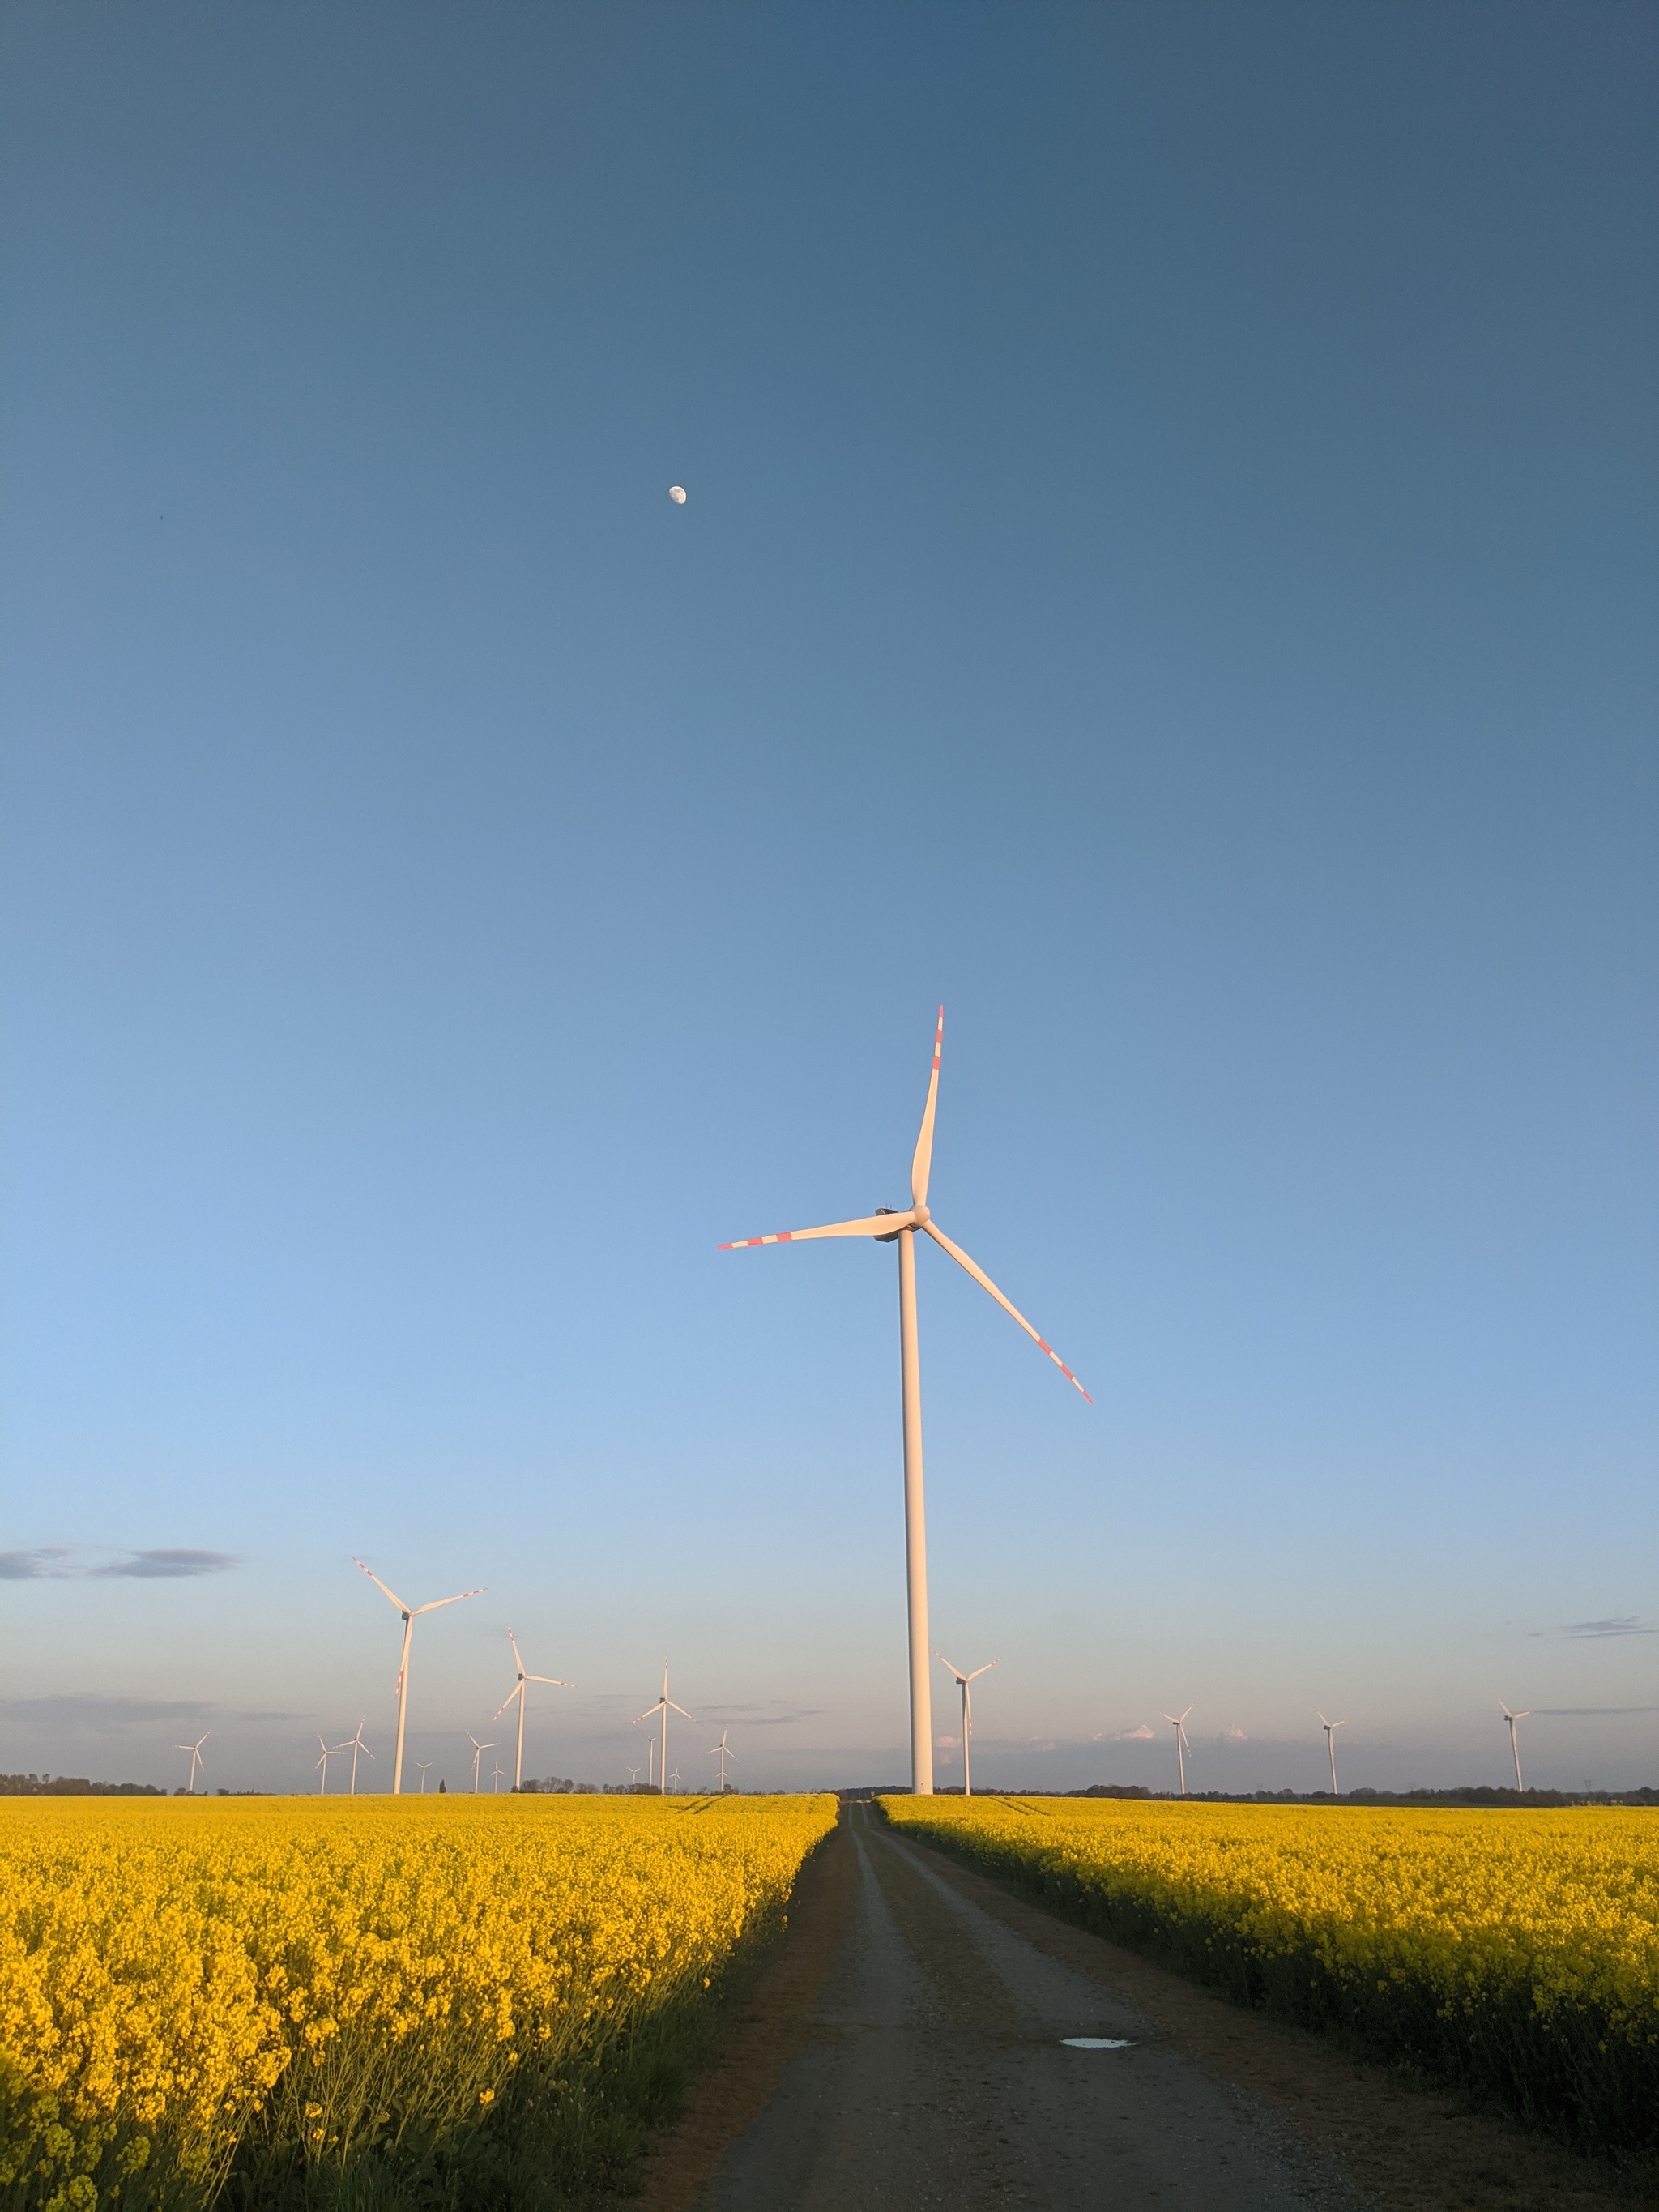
top-left (346, 1721), bottom-right (374, 1797)
top-left (935, 1654), bottom-right (1001, 1797)
top-left (492, 1761), bottom-right (505, 1793)
top-left (720, 1007), bottom-right (1090, 1799)
top-left (1162, 1707), bottom-right (1192, 1796)
top-left (647, 1737), bottom-right (655, 1791)
top-left (628, 1764), bottom-right (642, 1787)
top-left (174, 1732), bottom-right (210, 1794)
top-left (495, 1630), bottom-right (573, 1792)
top-left (706, 1729), bottom-right (738, 1790)
top-left (468, 1734), bottom-right (496, 1793)
top-left (1500, 1701), bottom-right (1531, 1792)
top-left (315, 1735), bottom-right (332, 1795)
top-left (1318, 1713), bottom-right (1346, 1797)
top-left (353, 1559), bottom-right (484, 1795)
top-left (634, 1660), bottom-right (696, 1796)
top-left (416, 1761), bottom-right (431, 1794)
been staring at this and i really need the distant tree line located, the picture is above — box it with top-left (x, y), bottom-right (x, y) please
top-left (0, 1773), bottom-right (164, 1796)
top-left (1066, 1781), bottom-right (1659, 1808)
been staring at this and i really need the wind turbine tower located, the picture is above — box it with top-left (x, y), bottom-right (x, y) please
top-left (720, 1008), bottom-right (1090, 1793)
top-left (634, 1660), bottom-right (697, 1796)
top-left (467, 1734), bottom-right (497, 1794)
top-left (1162, 1707), bottom-right (1192, 1797)
top-left (174, 1732), bottom-right (209, 1794)
top-left (494, 1629), bottom-right (573, 1791)
top-left (1318, 1713), bottom-right (1346, 1798)
top-left (934, 1651), bottom-right (1001, 1796)
top-left (343, 1720), bottom-right (374, 1797)
top-left (706, 1728), bottom-right (738, 1791)
top-left (1499, 1701), bottom-right (1532, 1792)
top-left (353, 1558), bottom-right (484, 1794)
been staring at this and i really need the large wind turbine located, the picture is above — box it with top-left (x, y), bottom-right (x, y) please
top-left (174, 1732), bottom-right (210, 1794)
top-left (634, 1659), bottom-right (696, 1796)
top-left (493, 1629), bottom-right (572, 1792)
top-left (720, 1008), bottom-right (1089, 1794)
top-left (1499, 1700), bottom-right (1532, 1792)
top-left (1162, 1706), bottom-right (1192, 1796)
top-left (352, 1558), bottom-right (484, 1794)
top-left (934, 1651), bottom-right (1000, 1796)
top-left (1317, 1712), bottom-right (1346, 1798)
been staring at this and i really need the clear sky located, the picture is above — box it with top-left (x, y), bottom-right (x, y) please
top-left (2, 3), bottom-right (1654, 1797)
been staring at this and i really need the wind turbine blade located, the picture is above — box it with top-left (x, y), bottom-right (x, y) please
top-left (353, 1557), bottom-right (410, 1612)
top-left (507, 1630), bottom-right (526, 1674)
top-left (633, 1704), bottom-right (663, 1726)
top-left (719, 1211), bottom-right (911, 1249)
top-left (527, 1676), bottom-right (572, 1686)
top-left (667, 1701), bottom-right (697, 1720)
top-left (921, 1223), bottom-right (1092, 1400)
top-left (493, 1685), bottom-right (524, 1722)
top-left (911, 1006), bottom-right (944, 1208)
top-left (413, 1587), bottom-right (484, 1613)
top-left (932, 1650), bottom-right (966, 1680)
top-left (968, 1660), bottom-right (1002, 1680)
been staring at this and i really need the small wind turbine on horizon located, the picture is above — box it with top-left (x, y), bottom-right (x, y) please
top-left (314, 1735), bottom-right (342, 1795)
top-left (468, 1734), bottom-right (497, 1793)
top-left (1318, 1712), bottom-right (1346, 1798)
top-left (668, 1766), bottom-right (682, 1793)
top-left (934, 1651), bottom-right (1000, 1797)
top-left (627, 1764), bottom-right (642, 1788)
top-left (343, 1720), bottom-right (374, 1797)
top-left (720, 1006), bottom-right (1090, 1796)
top-left (1162, 1707), bottom-right (1192, 1797)
top-left (174, 1732), bottom-right (209, 1794)
top-left (1499, 1701), bottom-right (1532, 1792)
top-left (353, 1558), bottom-right (484, 1795)
top-left (416, 1761), bottom-right (432, 1793)
top-left (493, 1628), bottom-right (572, 1792)
top-left (491, 1761), bottom-right (505, 1793)
top-left (706, 1728), bottom-right (738, 1791)
top-left (634, 1660), bottom-right (697, 1797)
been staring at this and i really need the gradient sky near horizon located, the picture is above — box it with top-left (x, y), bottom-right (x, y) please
top-left (2, 3), bottom-right (1655, 1797)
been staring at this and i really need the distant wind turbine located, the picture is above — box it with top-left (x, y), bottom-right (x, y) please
top-left (1162, 1707), bottom-right (1192, 1797)
top-left (416, 1761), bottom-right (432, 1793)
top-left (1317, 1712), bottom-right (1346, 1797)
top-left (314, 1735), bottom-right (341, 1795)
top-left (1499, 1701), bottom-right (1532, 1792)
top-left (668, 1766), bottom-right (682, 1793)
top-left (706, 1728), bottom-right (738, 1791)
top-left (493, 1628), bottom-right (572, 1792)
top-left (627, 1764), bottom-right (642, 1788)
top-left (174, 1732), bottom-right (209, 1794)
top-left (491, 1761), bottom-right (505, 1794)
top-left (634, 1660), bottom-right (697, 1797)
top-left (934, 1651), bottom-right (1000, 1796)
top-left (343, 1719), bottom-right (374, 1797)
top-left (467, 1734), bottom-right (497, 1793)
top-left (720, 1007), bottom-right (1090, 1795)
top-left (353, 1558), bottom-right (484, 1795)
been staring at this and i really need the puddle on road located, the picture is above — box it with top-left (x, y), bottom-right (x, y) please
top-left (1060, 2035), bottom-right (1134, 2049)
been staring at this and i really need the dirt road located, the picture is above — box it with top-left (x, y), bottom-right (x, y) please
top-left (695, 1801), bottom-right (1354, 2209)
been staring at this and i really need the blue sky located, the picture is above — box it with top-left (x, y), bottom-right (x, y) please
top-left (2, 2), bottom-right (1654, 1796)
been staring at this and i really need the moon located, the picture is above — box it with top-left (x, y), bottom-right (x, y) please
top-left (668, 485), bottom-right (687, 505)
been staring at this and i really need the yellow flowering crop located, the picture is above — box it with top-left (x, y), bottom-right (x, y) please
top-left (881, 1795), bottom-right (1659, 2147)
top-left (0, 1792), bottom-right (836, 2209)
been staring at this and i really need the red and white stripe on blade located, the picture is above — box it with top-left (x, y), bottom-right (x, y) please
top-left (922, 1221), bottom-right (1093, 1402)
top-left (911, 1005), bottom-right (945, 1209)
top-left (719, 1211), bottom-right (902, 1249)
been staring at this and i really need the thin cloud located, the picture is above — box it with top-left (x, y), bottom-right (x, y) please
top-left (0, 1546), bottom-right (238, 1582)
top-left (1112, 1723), bottom-right (1155, 1741)
top-left (92, 1549), bottom-right (238, 1579)
top-left (1535, 1706), bottom-right (1659, 1718)
top-left (0, 1693), bottom-right (215, 1727)
top-left (0, 1548), bottom-right (72, 1580)
top-left (1530, 1618), bottom-right (1657, 1640)
top-left (1221, 1727), bottom-right (1247, 1742)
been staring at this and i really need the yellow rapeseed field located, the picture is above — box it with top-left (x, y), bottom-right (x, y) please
top-left (0, 1792), bottom-right (837, 2210)
top-left (881, 1795), bottom-right (1659, 2146)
